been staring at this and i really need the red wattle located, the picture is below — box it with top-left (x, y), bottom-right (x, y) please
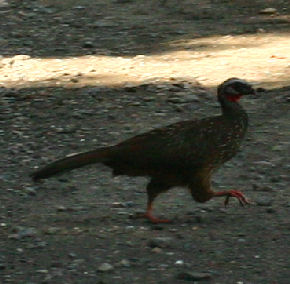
top-left (228, 95), bottom-right (242, 102)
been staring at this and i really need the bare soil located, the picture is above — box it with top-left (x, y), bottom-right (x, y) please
top-left (1, 1), bottom-right (290, 283)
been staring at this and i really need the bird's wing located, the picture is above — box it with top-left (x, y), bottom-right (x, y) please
top-left (109, 116), bottom-right (224, 171)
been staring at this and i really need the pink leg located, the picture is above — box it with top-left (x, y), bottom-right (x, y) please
top-left (143, 202), bottom-right (172, 224)
top-left (213, 190), bottom-right (251, 207)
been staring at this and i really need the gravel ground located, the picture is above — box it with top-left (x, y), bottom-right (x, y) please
top-left (1, 1), bottom-right (290, 283)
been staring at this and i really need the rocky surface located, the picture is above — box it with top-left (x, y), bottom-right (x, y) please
top-left (1, 1), bottom-right (289, 283)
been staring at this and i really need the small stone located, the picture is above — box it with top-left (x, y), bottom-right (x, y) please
top-left (23, 186), bottom-right (37, 196)
top-left (270, 176), bottom-right (280, 183)
top-left (56, 205), bottom-right (68, 212)
top-left (256, 197), bottom-right (273, 206)
top-left (0, 0), bottom-right (8, 8)
top-left (156, 92), bottom-right (167, 97)
top-left (13, 54), bottom-right (31, 60)
top-left (36, 269), bottom-right (49, 274)
top-left (167, 97), bottom-right (185, 103)
top-left (111, 202), bottom-right (125, 208)
top-left (272, 145), bottom-right (284, 151)
top-left (44, 227), bottom-right (60, 234)
top-left (253, 160), bottom-right (273, 167)
top-left (26, 240), bottom-right (47, 249)
top-left (252, 184), bottom-right (273, 192)
top-left (129, 102), bottom-right (141, 106)
top-left (177, 271), bottom-right (211, 281)
top-left (143, 96), bottom-right (155, 102)
top-left (152, 247), bottom-right (162, 253)
top-left (0, 263), bottom-right (6, 270)
top-left (9, 227), bottom-right (38, 239)
top-left (259, 8), bottom-right (278, 15)
top-left (148, 237), bottom-right (173, 248)
top-left (175, 260), bottom-right (184, 265)
top-left (123, 201), bottom-right (134, 208)
top-left (82, 41), bottom-right (94, 48)
top-left (73, 5), bottom-right (86, 10)
top-left (124, 86), bottom-right (137, 92)
top-left (265, 207), bottom-right (276, 214)
top-left (68, 259), bottom-right (85, 270)
top-left (119, 259), bottom-right (130, 267)
top-left (97, 263), bottom-right (114, 272)
top-left (183, 94), bottom-right (200, 102)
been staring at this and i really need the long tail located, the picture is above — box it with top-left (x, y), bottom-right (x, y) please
top-left (31, 147), bottom-right (113, 181)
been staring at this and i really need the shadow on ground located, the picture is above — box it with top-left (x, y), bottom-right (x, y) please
top-left (0, 0), bottom-right (289, 57)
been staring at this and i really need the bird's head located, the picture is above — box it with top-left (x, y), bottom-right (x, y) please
top-left (217, 78), bottom-right (256, 103)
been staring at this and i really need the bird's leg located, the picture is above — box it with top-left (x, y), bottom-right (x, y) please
top-left (143, 200), bottom-right (172, 224)
top-left (213, 190), bottom-right (251, 207)
top-left (140, 179), bottom-right (172, 224)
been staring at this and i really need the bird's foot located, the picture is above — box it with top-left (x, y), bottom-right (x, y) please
top-left (143, 212), bottom-right (172, 224)
top-left (133, 211), bottom-right (172, 224)
top-left (214, 190), bottom-right (251, 207)
top-left (224, 190), bottom-right (252, 206)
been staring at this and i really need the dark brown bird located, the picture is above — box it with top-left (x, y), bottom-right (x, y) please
top-left (32, 78), bottom-right (255, 223)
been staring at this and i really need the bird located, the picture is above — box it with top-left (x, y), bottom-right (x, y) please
top-left (32, 78), bottom-right (255, 223)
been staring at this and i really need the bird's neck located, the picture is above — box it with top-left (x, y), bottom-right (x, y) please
top-left (220, 99), bottom-right (248, 125)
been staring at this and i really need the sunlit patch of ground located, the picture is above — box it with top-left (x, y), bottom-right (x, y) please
top-left (1, 33), bottom-right (289, 89)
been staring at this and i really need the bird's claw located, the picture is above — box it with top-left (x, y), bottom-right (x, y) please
top-left (132, 211), bottom-right (172, 224)
top-left (224, 190), bottom-right (251, 207)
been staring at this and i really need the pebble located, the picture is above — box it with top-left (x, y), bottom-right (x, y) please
top-left (97, 263), bottom-right (114, 272)
top-left (0, 0), bottom-right (8, 8)
top-left (68, 259), bottom-right (85, 270)
top-left (177, 271), bottom-right (211, 281)
top-left (265, 207), bottom-right (276, 214)
top-left (148, 237), bottom-right (174, 248)
top-left (259, 8), bottom-right (278, 15)
top-left (167, 97), bottom-right (184, 103)
top-left (23, 186), bottom-right (37, 196)
top-left (26, 240), bottom-right (47, 249)
top-left (156, 92), bottom-right (167, 97)
top-left (175, 260), bottom-right (184, 265)
top-left (119, 259), bottom-right (130, 267)
top-left (182, 94), bottom-right (200, 102)
top-left (111, 202), bottom-right (126, 208)
top-left (152, 247), bottom-right (162, 253)
top-left (44, 227), bottom-right (60, 234)
top-left (68, 253), bottom-right (77, 258)
top-left (143, 96), bottom-right (155, 102)
top-left (252, 184), bottom-right (274, 192)
top-left (13, 54), bottom-right (31, 60)
top-left (167, 94), bottom-right (200, 103)
top-left (256, 197), bottom-right (273, 206)
top-left (9, 227), bottom-right (38, 239)
top-left (0, 262), bottom-right (6, 270)
top-left (36, 269), bottom-right (49, 274)
top-left (82, 41), bottom-right (94, 48)
top-left (56, 205), bottom-right (68, 212)
top-left (253, 160), bottom-right (273, 167)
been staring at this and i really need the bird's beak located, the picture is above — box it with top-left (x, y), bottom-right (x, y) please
top-left (249, 87), bottom-right (256, 96)
top-left (243, 87), bottom-right (256, 96)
